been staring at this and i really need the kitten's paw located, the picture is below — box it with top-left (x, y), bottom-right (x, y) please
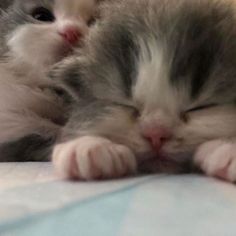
top-left (52, 136), bottom-right (137, 180)
top-left (194, 140), bottom-right (236, 182)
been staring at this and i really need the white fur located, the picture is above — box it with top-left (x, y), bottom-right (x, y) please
top-left (52, 0), bottom-right (236, 181)
top-left (0, 0), bottom-right (97, 148)
top-left (7, 24), bottom-right (67, 69)
top-left (194, 140), bottom-right (236, 182)
top-left (0, 69), bottom-right (63, 142)
top-left (7, 0), bottom-right (96, 69)
top-left (163, 105), bottom-right (236, 155)
top-left (76, 106), bottom-right (151, 158)
top-left (134, 40), bottom-right (236, 158)
top-left (134, 37), bottom-right (190, 116)
top-left (55, 0), bottom-right (96, 22)
top-left (53, 136), bottom-right (137, 180)
top-left (53, 42), bottom-right (236, 180)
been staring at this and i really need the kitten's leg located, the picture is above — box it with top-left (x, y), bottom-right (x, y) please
top-left (52, 101), bottom-right (139, 180)
top-left (53, 136), bottom-right (137, 180)
top-left (194, 140), bottom-right (236, 182)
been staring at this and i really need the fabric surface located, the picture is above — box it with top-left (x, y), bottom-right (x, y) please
top-left (0, 162), bottom-right (236, 236)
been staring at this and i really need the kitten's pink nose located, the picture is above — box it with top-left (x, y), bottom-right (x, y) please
top-left (142, 126), bottom-right (171, 151)
top-left (59, 26), bottom-right (82, 45)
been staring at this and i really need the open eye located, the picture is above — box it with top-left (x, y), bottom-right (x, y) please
top-left (31, 7), bottom-right (55, 22)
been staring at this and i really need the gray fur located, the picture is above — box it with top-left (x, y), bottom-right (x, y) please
top-left (0, 0), bottom-right (97, 161)
top-left (52, 0), bottom-right (236, 171)
top-left (0, 0), bottom-right (13, 10)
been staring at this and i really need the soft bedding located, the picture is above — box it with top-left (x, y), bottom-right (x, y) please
top-left (0, 163), bottom-right (236, 236)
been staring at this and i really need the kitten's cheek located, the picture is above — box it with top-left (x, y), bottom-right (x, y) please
top-left (52, 136), bottom-right (137, 181)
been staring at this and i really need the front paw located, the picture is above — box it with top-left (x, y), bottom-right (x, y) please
top-left (52, 136), bottom-right (137, 180)
top-left (194, 140), bottom-right (236, 182)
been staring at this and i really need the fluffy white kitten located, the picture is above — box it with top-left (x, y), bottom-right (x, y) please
top-left (0, 0), bottom-right (98, 161)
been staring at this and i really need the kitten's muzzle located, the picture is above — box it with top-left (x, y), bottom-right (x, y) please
top-left (141, 125), bottom-right (172, 152)
top-left (59, 26), bottom-right (82, 46)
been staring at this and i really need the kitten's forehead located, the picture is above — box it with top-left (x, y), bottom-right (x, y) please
top-left (13, 0), bottom-right (96, 19)
top-left (54, 0), bottom-right (96, 20)
top-left (13, 0), bottom-right (54, 12)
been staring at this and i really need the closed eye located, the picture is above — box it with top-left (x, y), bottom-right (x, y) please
top-left (111, 102), bottom-right (140, 119)
top-left (180, 103), bottom-right (218, 123)
top-left (186, 103), bottom-right (218, 113)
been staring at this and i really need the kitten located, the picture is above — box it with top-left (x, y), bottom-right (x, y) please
top-left (0, 0), bottom-right (97, 161)
top-left (52, 0), bottom-right (236, 182)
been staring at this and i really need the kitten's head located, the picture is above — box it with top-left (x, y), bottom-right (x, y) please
top-left (0, 0), bottom-right (97, 68)
top-left (54, 0), bottom-right (236, 165)
top-left (134, 0), bottom-right (236, 162)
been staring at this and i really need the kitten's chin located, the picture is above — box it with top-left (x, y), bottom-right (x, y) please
top-left (40, 38), bottom-right (84, 67)
top-left (155, 143), bottom-right (195, 171)
top-left (53, 42), bottom-right (74, 63)
top-left (135, 148), bottom-right (191, 174)
top-left (137, 155), bottom-right (189, 174)
top-left (47, 35), bottom-right (86, 66)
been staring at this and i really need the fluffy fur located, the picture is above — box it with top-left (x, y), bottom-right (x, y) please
top-left (0, 0), bottom-right (98, 161)
top-left (52, 0), bottom-right (236, 181)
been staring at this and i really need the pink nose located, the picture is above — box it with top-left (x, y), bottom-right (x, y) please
top-left (59, 26), bottom-right (82, 45)
top-left (142, 126), bottom-right (171, 151)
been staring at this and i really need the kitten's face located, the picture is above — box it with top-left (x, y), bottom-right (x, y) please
top-left (91, 61), bottom-right (236, 163)
top-left (132, 2), bottom-right (236, 161)
top-left (135, 61), bottom-right (236, 161)
top-left (55, 0), bottom-right (236, 165)
top-left (5, 0), bottom-right (97, 68)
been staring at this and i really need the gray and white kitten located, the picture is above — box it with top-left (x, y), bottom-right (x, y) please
top-left (51, 0), bottom-right (236, 182)
top-left (0, 0), bottom-right (97, 161)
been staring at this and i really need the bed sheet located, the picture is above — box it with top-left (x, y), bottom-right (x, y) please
top-left (0, 162), bottom-right (236, 236)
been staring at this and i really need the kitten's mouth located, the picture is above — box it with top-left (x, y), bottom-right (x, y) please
top-left (55, 42), bottom-right (75, 62)
top-left (58, 38), bottom-right (84, 59)
top-left (137, 150), bottom-right (192, 174)
top-left (62, 42), bottom-right (74, 53)
top-left (159, 149), bottom-right (193, 163)
top-left (138, 156), bottom-right (187, 174)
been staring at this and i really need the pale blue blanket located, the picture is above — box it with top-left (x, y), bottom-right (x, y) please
top-left (0, 163), bottom-right (236, 236)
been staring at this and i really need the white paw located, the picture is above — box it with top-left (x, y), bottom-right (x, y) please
top-left (52, 136), bottom-right (137, 180)
top-left (194, 140), bottom-right (236, 182)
